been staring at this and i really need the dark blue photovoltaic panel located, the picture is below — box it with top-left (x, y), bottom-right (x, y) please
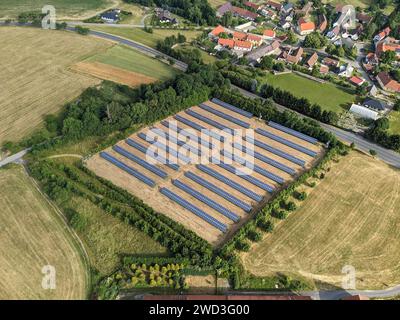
top-left (155, 129), bottom-right (203, 157)
top-left (185, 109), bottom-right (234, 133)
top-left (100, 152), bottom-right (155, 187)
top-left (256, 128), bottom-right (318, 157)
top-left (268, 121), bottom-right (319, 144)
top-left (185, 171), bottom-right (251, 212)
top-left (211, 98), bottom-right (253, 118)
top-left (160, 187), bottom-right (227, 232)
top-left (232, 143), bottom-right (296, 175)
top-left (138, 132), bottom-right (191, 164)
top-left (199, 103), bottom-right (250, 128)
top-left (125, 138), bottom-right (179, 171)
top-left (197, 164), bottom-right (263, 202)
top-left (112, 145), bottom-right (168, 179)
top-left (172, 180), bottom-right (239, 222)
top-left (174, 115), bottom-right (224, 142)
top-left (245, 136), bottom-right (305, 167)
top-left (215, 161), bottom-right (274, 193)
top-left (219, 151), bottom-right (285, 184)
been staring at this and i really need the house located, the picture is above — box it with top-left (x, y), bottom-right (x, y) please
top-left (306, 52), bottom-right (318, 69)
top-left (259, 7), bottom-right (276, 19)
top-left (246, 34), bottom-right (263, 47)
top-left (284, 11), bottom-right (294, 22)
top-left (297, 18), bottom-right (315, 35)
top-left (319, 64), bottom-right (329, 74)
top-left (356, 12), bottom-right (372, 25)
top-left (375, 39), bottom-right (400, 59)
top-left (338, 64), bottom-right (354, 77)
top-left (322, 57), bottom-right (340, 68)
top-left (281, 3), bottom-right (294, 15)
top-left (327, 25), bottom-right (340, 40)
top-left (209, 25), bottom-right (226, 38)
top-left (265, 1), bottom-right (282, 11)
top-left (233, 31), bottom-right (247, 41)
top-left (279, 17), bottom-right (291, 29)
top-left (263, 29), bottom-right (276, 40)
top-left (232, 6), bottom-right (259, 21)
top-left (369, 85), bottom-right (378, 97)
top-left (284, 46), bottom-right (304, 64)
top-left (363, 98), bottom-right (387, 111)
top-left (376, 72), bottom-right (400, 93)
top-left (317, 14), bottom-right (328, 33)
top-left (235, 21), bottom-right (254, 32)
top-left (374, 27), bottom-right (391, 42)
top-left (100, 9), bottom-right (120, 23)
top-left (349, 76), bottom-right (365, 86)
top-left (216, 2), bottom-right (233, 17)
top-left (234, 40), bottom-right (253, 51)
top-left (244, 1), bottom-right (261, 11)
top-left (156, 9), bottom-right (178, 24)
top-left (218, 38), bottom-right (235, 49)
top-left (349, 104), bottom-right (379, 120)
top-left (247, 40), bottom-right (281, 64)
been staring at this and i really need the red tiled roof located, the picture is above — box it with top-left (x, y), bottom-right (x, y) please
top-left (234, 40), bottom-right (253, 49)
top-left (376, 41), bottom-right (400, 58)
top-left (377, 72), bottom-right (400, 92)
top-left (299, 20), bottom-right (316, 32)
top-left (319, 64), bottom-right (329, 74)
top-left (349, 76), bottom-right (364, 85)
top-left (263, 29), bottom-right (276, 38)
top-left (233, 31), bottom-right (247, 40)
top-left (266, 1), bottom-right (282, 10)
top-left (244, 1), bottom-right (260, 10)
top-left (232, 6), bottom-right (258, 20)
top-left (210, 25), bottom-right (225, 36)
top-left (306, 52), bottom-right (318, 67)
top-left (218, 38), bottom-right (234, 48)
top-left (246, 34), bottom-right (262, 42)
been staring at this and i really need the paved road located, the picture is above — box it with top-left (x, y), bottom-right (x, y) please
top-left (0, 149), bottom-right (30, 168)
top-left (233, 86), bottom-right (400, 168)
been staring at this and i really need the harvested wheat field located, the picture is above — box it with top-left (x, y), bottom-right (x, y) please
top-left (86, 99), bottom-right (324, 246)
top-left (241, 151), bottom-right (400, 290)
top-left (0, 166), bottom-right (88, 299)
top-left (0, 27), bottom-right (111, 144)
top-left (72, 61), bottom-right (156, 87)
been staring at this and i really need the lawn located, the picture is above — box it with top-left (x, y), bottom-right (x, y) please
top-left (176, 44), bottom-right (217, 64)
top-left (0, 165), bottom-right (88, 299)
top-left (259, 72), bottom-right (355, 113)
top-left (0, 0), bottom-right (114, 19)
top-left (388, 111), bottom-right (400, 135)
top-left (89, 25), bottom-right (202, 49)
top-left (208, 0), bottom-right (228, 8)
top-left (241, 151), bottom-right (400, 290)
top-left (86, 44), bottom-right (178, 80)
top-left (0, 27), bottom-right (111, 144)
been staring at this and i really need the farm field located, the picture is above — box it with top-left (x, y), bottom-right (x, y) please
top-left (259, 72), bottom-right (355, 113)
top-left (388, 111), bottom-right (400, 135)
top-left (0, 165), bottom-right (88, 299)
top-left (89, 26), bottom-right (202, 49)
top-left (241, 151), bottom-right (400, 290)
top-left (0, 27), bottom-right (111, 144)
top-left (0, 0), bottom-right (115, 19)
top-left (78, 44), bottom-right (178, 82)
top-left (86, 99), bottom-right (324, 246)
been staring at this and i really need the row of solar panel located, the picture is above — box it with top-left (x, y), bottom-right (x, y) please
top-left (160, 187), bottom-right (228, 233)
top-left (100, 152), bottom-right (155, 187)
top-left (199, 103), bottom-right (250, 128)
top-left (256, 128), bottom-right (317, 157)
top-left (174, 114), bottom-right (224, 142)
top-left (268, 121), bottom-right (319, 145)
top-left (185, 109), bottom-right (234, 135)
top-left (211, 98), bottom-right (253, 118)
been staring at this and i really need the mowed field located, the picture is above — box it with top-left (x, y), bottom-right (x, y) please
top-left (0, 27), bottom-right (111, 144)
top-left (86, 100), bottom-right (324, 246)
top-left (72, 45), bottom-right (178, 86)
top-left (241, 152), bottom-right (400, 290)
top-left (0, 166), bottom-right (88, 299)
top-left (259, 72), bottom-right (355, 113)
top-left (0, 0), bottom-right (115, 19)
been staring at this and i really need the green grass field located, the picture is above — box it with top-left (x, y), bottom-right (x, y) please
top-left (388, 111), bottom-right (400, 135)
top-left (89, 26), bottom-right (202, 49)
top-left (0, 0), bottom-right (113, 19)
top-left (87, 45), bottom-right (178, 80)
top-left (259, 72), bottom-right (355, 113)
top-left (176, 44), bottom-right (217, 64)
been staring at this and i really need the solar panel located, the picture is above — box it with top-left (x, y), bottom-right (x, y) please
top-left (197, 164), bottom-right (263, 202)
top-left (268, 121), bottom-right (319, 144)
top-left (160, 187), bottom-right (228, 232)
top-left (174, 115), bottom-right (224, 142)
top-left (138, 132), bottom-right (192, 164)
top-left (172, 179), bottom-right (240, 222)
top-left (125, 138), bottom-right (179, 171)
top-left (155, 129), bottom-right (203, 157)
top-left (185, 171), bottom-right (252, 212)
top-left (245, 136), bottom-right (306, 167)
top-left (232, 143), bottom-right (296, 175)
top-left (112, 145), bottom-right (168, 179)
top-left (100, 152), bottom-right (155, 187)
top-left (199, 103), bottom-right (251, 128)
top-left (211, 98), bottom-right (253, 118)
top-left (219, 150), bottom-right (284, 185)
top-left (256, 128), bottom-right (318, 157)
top-left (185, 109), bottom-right (234, 134)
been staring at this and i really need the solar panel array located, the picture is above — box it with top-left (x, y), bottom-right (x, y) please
top-left (185, 109), bottom-right (233, 134)
top-left (174, 115), bottom-right (224, 142)
top-left (268, 121), bottom-right (319, 145)
top-left (211, 98), bottom-right (253, 118)
top-left (100, 152), bottom-right (155, 187)
top-left (256, 128), bottom-right (317, 157)
top-left (160, 187), bottom-right (227, 232)
top-left (172, 179), bottom-right (240, 222)
top-left (199, 103), bottom-right (250, 128)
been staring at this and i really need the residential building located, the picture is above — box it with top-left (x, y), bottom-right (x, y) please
top-left (259, 7), bottom-right (276, 19)
top-left (349, 76), bottom-right (365, 86)
top-left (244, 1), bottom-right (261, 11)
top-left (156, 9), bottom-right (178, 24)
top-left (281, 3), bottom-right (294, 15)
top-left (376, 72), bottom-right (400, 93)
top-left (265, 1), bottom-right (282, 12)
top-left (317, 14), bottom-right (328, 33)
top-left (246, 34), bottom-right (263, 47)
top-left (338, 64), bottom-right (354, 77)
top-left (306, 52), bottom-right (318, 69)
top-left (322, 57), bottom-right (340, 68)
top-left (356, 12), bottom-right (372, 25)
top-left (283, 46), bottom-right (303, 64)
top-left (233, 31), bottom-right (247, 41)
top-left (279, 17), bottom-right (291, 29)
top-left (232, 6), bottom-right (259, 21)
top-left (263, 29), bottom-right (276, 40)
top-left (247, 40), bottom-right (281, 64)
top-left (100, 9), bottom-right (120, 23)
top-left (209, 25), bottom-right (226, 38)
top-left (363, 98), bottom-right (387, 111)
top-left (218, 38), bottom-right (234, 49)
top-left (234, 40), bottom-right (253, 51)
top-left (374, 27), bottom-right (391, 42)
top-left (234, 21), bottom-right (254, 32)
top-left (319, 64), bottom-right (329, 74)
top-left (297, 18), bottom-right (315, 35)
top-left (375, 38), bottom-right (400, 59)
top-left (349, 104), bottom-right (379, 120)
top-left (216, 2), bottom-right (233, 17)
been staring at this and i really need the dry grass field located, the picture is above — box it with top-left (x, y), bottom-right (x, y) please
top-left (241, 152), bottom-right (400, 290)
top-left (86, 100), bottom-right (324, 246)
top-left (0, 27), bottom-right (111, 144)
top-left (0, 165), bottom-right (88, 299)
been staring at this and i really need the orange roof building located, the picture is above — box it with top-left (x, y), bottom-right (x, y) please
top-left (377, 72), bottom-right (400, 93)
top-left (246, 34), bottom-right (262, 45)
top-left (298, 18), bottom-right (315, 35)
top-left (375, 40), bottom-right (400, 59)
top-left (218, 38), bottom-right (234, 49)
top-left (233, 31), bottom-right (247, 40)
top-left (306, 52), bottom-right (318, 68)
top-left (234, 40), bottom-right (253, 51)
top-left (210, 25), bottom-right (226, 37)
top-left (263, 29), bottom-right (276, 39)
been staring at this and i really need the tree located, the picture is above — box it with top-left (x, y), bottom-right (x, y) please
top-left (374, 117), bottom-right (389, 130)
top-left (394, 99), bottom-right (400, 111)
top-left (221, 11), bottom-right (232, 27)
top-left (286, 30), bottom-right (297, 45)
top-left (75, 25), bottom-right (90, 35)
top-left (381, 50), bottom-right (396, 64)
top-left (369, 149), bottom-right (377, 156)
top-left (259, 55), bottom-right (274, 70)
top-left (303, 32), bottom-right (327, 49)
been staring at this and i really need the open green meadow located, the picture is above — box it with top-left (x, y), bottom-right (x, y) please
top-left (388, 111), bottom-right (400, 135)
top-left (259, 72), bottom-right (355, 113)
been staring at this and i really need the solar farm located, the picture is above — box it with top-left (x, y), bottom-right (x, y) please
top-left (86, 99), bottom-right (324, 245)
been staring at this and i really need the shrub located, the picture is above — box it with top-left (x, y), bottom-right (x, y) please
top-left (370, 149), bottom-right (377, 156)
